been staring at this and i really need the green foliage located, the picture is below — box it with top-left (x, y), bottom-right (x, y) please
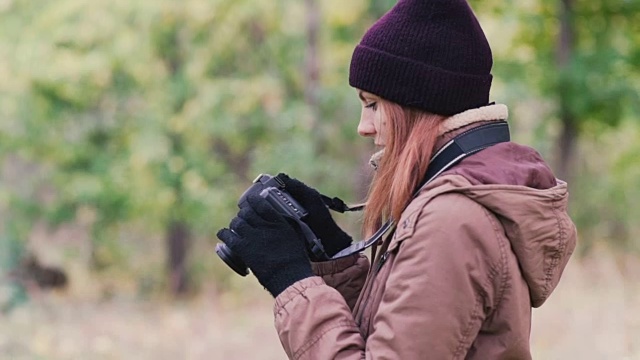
top-left (1, 0), bottom-right (638, 298)
top-left (471, 0), bottom-right (640, 251)
top-left (473, 0), bottom-right (640, 131)
top-left (0, 0), bottom-right (380, 293)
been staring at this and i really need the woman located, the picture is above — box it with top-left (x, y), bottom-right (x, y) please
top-left (217, 0), bottom-right (577, 358)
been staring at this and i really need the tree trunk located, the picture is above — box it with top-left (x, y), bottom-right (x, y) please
top-left (304, 0), bottom-right (320, 134)
top-left (556, 0), bottom-right (577, 183)
top-left (156, 15), bottom-right (193, 297)
top-left (557, 111), bottom-right (577, 182)
top-left (166, 220), bottom-right (190, 295)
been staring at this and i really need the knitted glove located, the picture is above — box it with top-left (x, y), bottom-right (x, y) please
top-left (279, 173), bottom-right (352, 257)
top-left (216, 193), bottom-right (314, 297)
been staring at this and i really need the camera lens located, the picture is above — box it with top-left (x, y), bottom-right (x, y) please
top-left (215, 243), bottom-right (250, 276)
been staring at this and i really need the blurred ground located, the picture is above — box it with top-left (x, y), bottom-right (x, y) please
top-left (0, 281), bottom-right (285, 360)
top-left (530, 245), bottom-right (639, 360)
top-left (1, 246), bottom-right (638, 360)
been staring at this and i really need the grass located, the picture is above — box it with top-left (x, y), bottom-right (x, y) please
top-left (1, 246), bottom-right (638, 360)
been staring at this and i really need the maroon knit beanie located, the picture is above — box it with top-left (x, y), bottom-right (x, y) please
top-left (349, 0), bottom-right (493, 116)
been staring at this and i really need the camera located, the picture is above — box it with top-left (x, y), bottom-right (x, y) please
top-left (216, 174), bottom-right (328, 276)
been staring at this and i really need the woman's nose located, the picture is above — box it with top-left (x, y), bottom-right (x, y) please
top-left (358, 114), bottom-right (376, 137)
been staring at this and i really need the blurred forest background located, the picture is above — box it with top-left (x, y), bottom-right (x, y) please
top-left (0, 0), bottom-right (639, 358)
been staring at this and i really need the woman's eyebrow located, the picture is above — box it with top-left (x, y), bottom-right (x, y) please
top-left (358, 91), bottom-right (366, 102)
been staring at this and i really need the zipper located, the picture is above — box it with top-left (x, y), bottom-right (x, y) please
top-left (354, 226), bottom-right (395, 330)
top-left (356, 251), bottom-right (390, 327)
top-left (375, 252), bottom-right (389, 273)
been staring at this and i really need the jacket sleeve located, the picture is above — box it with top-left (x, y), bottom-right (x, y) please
top-left (273, 193), bottom-right (506, 359)
top-left (311, 254), bottom-right (369, 310)
top-left (274, 277), bottom-right (365, 360)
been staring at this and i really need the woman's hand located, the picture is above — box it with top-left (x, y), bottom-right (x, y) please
top-left (216, 193), bottom-right (314, 297)
top-left (278, 173), bottom-right (353, 257)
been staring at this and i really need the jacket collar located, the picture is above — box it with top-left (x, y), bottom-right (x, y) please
top-left (369, 104), bottom-right (509, 170)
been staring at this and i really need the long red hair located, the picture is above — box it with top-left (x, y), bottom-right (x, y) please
top-left (363, 99), bottom-right (446, 237)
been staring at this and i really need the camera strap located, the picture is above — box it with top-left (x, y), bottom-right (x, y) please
top-left (320, 195), bottom-right (365, 213)
top-left (329, 120), bottom-right (510, 259)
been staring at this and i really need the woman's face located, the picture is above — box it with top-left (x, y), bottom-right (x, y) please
top-left (357, 90), bottom-right (387, 147)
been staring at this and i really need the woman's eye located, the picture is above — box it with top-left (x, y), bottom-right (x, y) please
top-left (365, 102), bottom-right (377, 110)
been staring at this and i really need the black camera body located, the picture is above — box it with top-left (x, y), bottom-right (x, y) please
top-left (216, 174), bottom-right (327, 276)
top-left (238, 174), bottom-right (308, 220)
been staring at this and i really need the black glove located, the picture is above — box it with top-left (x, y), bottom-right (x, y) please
top-left (216, 193), bottom-right (314, 297)
top-left (278, 173), bottom-right (352, 257)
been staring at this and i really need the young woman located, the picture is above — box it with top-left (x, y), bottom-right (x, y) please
top-left (217, 0), bottom-right (577, 358)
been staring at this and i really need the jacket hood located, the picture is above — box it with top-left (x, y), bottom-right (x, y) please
top-left (434, 143), bottom-right (577, 307)
top-left (461, 178), bottom-right (576, 308)
top-left (371, 103), bottom-right (576, 307)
